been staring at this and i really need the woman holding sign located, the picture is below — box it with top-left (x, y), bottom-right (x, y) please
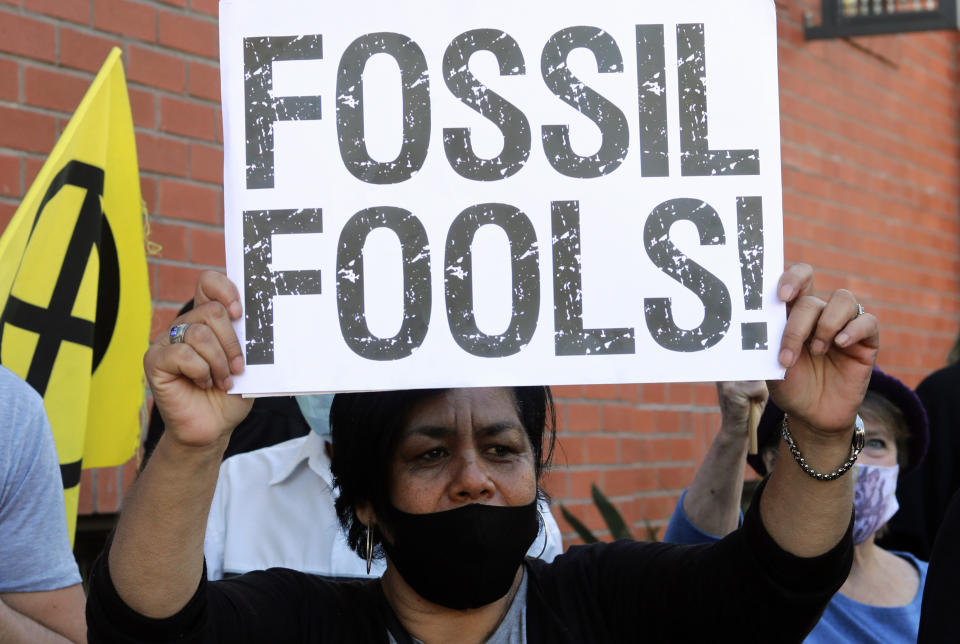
top-left (87, 264), bottom-right (877, 643)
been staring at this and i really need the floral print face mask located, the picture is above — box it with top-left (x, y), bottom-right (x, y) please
top-left (852, 463), bottom-right (900, 545)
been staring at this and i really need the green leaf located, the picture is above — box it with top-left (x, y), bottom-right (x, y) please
top-left (559, 504), bottom-right (598, 544)
top-left (591, 484), bottom-right (632, 540)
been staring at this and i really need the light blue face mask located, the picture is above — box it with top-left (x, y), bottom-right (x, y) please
top-left (295, 394), bottom-right (335, 441)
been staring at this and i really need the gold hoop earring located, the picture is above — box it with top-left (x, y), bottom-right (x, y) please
top-left (365, 526), bottom-right (374, 575)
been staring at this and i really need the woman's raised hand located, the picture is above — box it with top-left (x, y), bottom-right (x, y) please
top-left (143, 271), bottom-right (253, 449)
top-left (768, 264), bottom-right (879, 437)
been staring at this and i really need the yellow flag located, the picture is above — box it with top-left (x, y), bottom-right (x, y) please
top-left (0, 48), bottom-right (151, 539)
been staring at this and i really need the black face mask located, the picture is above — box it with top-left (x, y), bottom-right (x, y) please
top-left (380, 500), bottom-right (539, 610)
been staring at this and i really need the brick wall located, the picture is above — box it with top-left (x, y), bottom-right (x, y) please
top-left (0, 1), bottom-right (957, 544)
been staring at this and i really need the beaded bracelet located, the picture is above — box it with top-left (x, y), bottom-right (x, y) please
top-left (780, 413), bottom-right (865, 481)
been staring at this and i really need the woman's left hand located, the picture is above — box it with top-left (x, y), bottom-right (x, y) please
top-left (767, 264), bottom-right (879, 437)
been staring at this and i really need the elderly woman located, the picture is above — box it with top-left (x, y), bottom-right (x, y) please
top-left (664, 369), bottom-right (929, 643)
top-left (87, 265), bottom-right (878, 643)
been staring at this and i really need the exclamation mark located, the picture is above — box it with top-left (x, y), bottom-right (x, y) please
top-left (737, 197), bottom-right (767, 350)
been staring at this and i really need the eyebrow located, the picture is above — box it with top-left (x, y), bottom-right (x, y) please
top-left (401, 422), bottom-right (524, 440)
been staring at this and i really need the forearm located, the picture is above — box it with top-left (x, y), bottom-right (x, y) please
top-left (0, 598), bottom-right (73, 644)
top-left (108, 433), bottom-right (227, 618)
top-left (682, 427), bottom-right (748, 536)
top-left (760, 417), bottom-right (854, 557)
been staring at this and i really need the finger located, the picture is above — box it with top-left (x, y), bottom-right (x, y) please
top-left (162, 302), bottom-right (244, 375)
top-left (779, 294), bottom-right (826, 368)
top-left (186, 301), bottom-right (245, 375)
top-left (807, 289), bottom-right (857, 356)
top-left (147, 343), bottom-right (215, 391)
top-left (195, 271), bottom-right (242, 319)
top-left (777, 264), bottom-right (814, 306)
top-left (179, 322), bottom-right (233, 390)
top-left (835, 312), bottom-right (880, 354)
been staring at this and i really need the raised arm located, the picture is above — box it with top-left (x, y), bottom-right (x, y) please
top-left (106, 272), bottom-right (252, 618)
top-left (677, 381), bottom-right (767, 538)
top-left (761, 264), bottom-right (878, 557)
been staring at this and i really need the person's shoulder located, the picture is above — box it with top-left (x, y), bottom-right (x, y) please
top-left (0, 366), bottom-right (44, 412)
top-left (916, 362), bottom-right (960, 399)
top-left (216, 567), bottom-right (378, 605)
top-left (894, 550), bottom-right (930, 576)
top-left (220, 434), bottom-right (310, 472)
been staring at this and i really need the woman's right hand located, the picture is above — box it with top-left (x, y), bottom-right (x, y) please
top-left (143, 271), bottom-right (253, 449)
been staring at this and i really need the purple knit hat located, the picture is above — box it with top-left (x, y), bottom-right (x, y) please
top-left (746, 367), bottom-right (929, 477)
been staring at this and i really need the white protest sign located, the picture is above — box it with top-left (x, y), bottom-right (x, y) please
top-left (219, 0), bottom-right (786, 395)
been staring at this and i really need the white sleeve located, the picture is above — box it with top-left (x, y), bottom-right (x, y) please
top-left (203, 465), bottom-right (229, 581)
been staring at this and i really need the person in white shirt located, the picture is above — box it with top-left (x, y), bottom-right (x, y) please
top-left (204, 394), bottom-right (563, 580)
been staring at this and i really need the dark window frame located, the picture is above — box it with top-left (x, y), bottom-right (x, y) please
top-left (805, 0), bottom-right (958, 39)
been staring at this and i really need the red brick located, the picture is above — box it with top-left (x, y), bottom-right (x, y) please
top-left (188, 60), bottom-right (220, 102)
top-left (21, 155), bottom-right (41, 186)
top-left (641, 383), bottom-right (666, 404)
top-left (158, 9), bottom-right (218, 58)
top-left (0, 58), bottom-right (17, 101)
top-left (78, 469), bottom-right (95, 515)
top-left (0, 155), bottom-right (20, 197)
top-left (0, 10), bottom-right (55, 61)
top-left (93, 0), bottom-right (156, 42)
top-left (554, 436), bottom-right (584, 467)
top-left (159, 96), bottom-right (217, 140)
top-left (59, 27), bottom-right (120, 73)
top-left (567, 403), bottom-right (600, 432)
top-left (127, 45), bottom-right (187, 93)
top-left (189, 143), bottom-right (222, 184)
top-left (658, 466), bottom-right (695, 491)
top-left (128, 87), bottom-right (155, 129)
top-left (603, 405), bottom-right (638, 432)
top-left (584, 436), bottom-right (618, 465)
top-left (156, 179), bottom-right (220, 224)
top-left (136, 132), bottom-right (189, 177)
top-left (121, 458), bottom-right (138, 488)
top-left (100, 466), bottom-right (124, 513)
top-left (145, 220), bottom-right (188, 262)
top-left (24, 66), bottom-right (91, 113)
top-left (551, 385), bottom-right (583, 399)
top-left (190, 0), bottom-right (217, 17)
top-left (151, 303), bottom-right (183, 337)
top-left (158, 0), bottom-right (187, 6)
top-left (0, 201), bottom-right (16, 232)
top-left (605, 468), bottom-right (658, 496)
top-left (151, 262), bottom-right (204, 303)
top-left (584, 384), bottom-right (622, 401)
top-left (24, 0), bottom-right (90, 23)
top-left (539, 470), bottom-right (566, 499)
top-left (0, 105), bottom-right (56, 153)
top-left (141, 176), bottom-right (158, 213)
top-left (639, 438), bottom-right (669, 463)
top-left (666, 383), bottom-right (695, 406)
top-left (189, 227), bottom-right (225, 267)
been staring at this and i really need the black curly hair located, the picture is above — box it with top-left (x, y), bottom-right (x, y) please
top-left (329, 387), bottom-right (555, 560)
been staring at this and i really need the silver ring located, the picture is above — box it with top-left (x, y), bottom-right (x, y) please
top-left (855, 303), bottom-right (865, 318)
top-left (169, 323), bottom-right (190, 345)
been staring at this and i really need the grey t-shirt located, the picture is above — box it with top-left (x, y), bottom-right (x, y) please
top-left (390, 572), bottom-right (528, 644)
top-left (0, 366), bottom-right (81, 592)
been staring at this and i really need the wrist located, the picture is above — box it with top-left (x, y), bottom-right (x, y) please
top-left (715, 422), bottom-right (750, 448)
top-left (781, 414), bottom-right (864, 481)
top-left (154, 430), bottom-right (229, 464)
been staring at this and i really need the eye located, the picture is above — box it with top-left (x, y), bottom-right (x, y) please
top-left (866, 438), bottom-right (887, 450)
top-left (419, 447), bottom-right (448, 462)
top-left (485, 444), bottom-right (516, 459)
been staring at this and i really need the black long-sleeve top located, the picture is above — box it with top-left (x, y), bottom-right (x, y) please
top-left (87, 481), bottom-right (853, 643)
